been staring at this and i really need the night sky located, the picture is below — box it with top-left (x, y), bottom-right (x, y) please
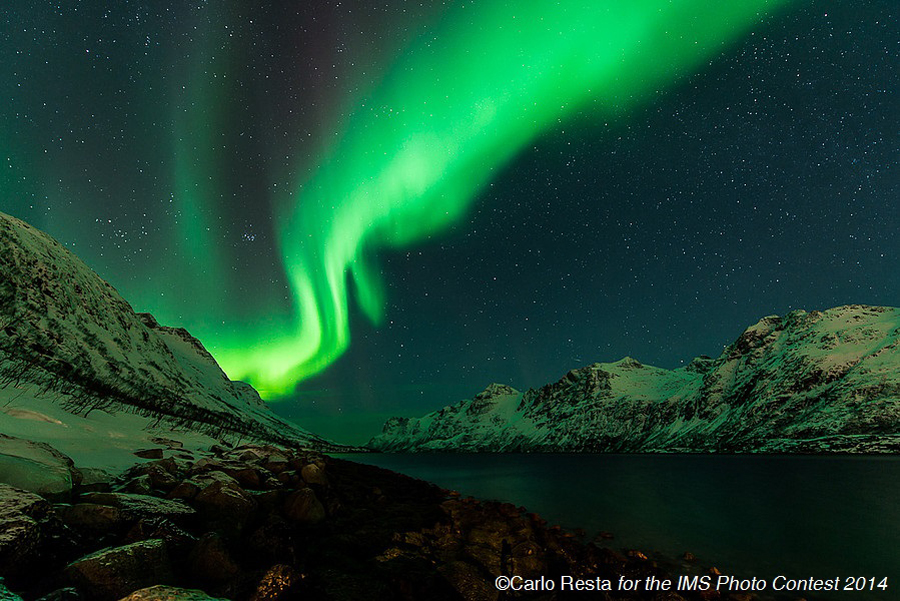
top-left (2, 1), bottom-right (897, 444)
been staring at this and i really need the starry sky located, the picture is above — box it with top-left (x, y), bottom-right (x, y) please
top-left (2, 1), bottom-right (897, 444)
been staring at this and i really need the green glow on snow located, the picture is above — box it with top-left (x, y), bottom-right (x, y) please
top-left (216, 0), bottom-right (791, 397)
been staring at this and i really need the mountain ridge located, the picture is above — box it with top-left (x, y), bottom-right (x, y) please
top-left (370, 305), bottom-right (900, 453)
top-left (0, 211), bottom-right (343, 453)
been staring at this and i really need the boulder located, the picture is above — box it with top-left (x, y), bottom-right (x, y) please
top-left (76, 493), bottom-right (195, 522)
top-left (33, 588), bottom-right (81, 601)
top-left (0, 484), bottom-right (52, 578)
top-left (120, 463), bottom-right (181, 492)
top-left (188, 458), bottom-right (223, 475)
top-left (58, 503), bottom-right (125, 538)
top-left (75, 467), bottom-right (114, 494)
top-left (148, 437), bottom-right (184, 450)
top-left (125, 518), bottom-right (197, 556)
top-left (235, 448), bottom-right (266, 464)
top-left (283, 488), bottom-right (325, 524)
top-left (220, 467), bottom-right (262, 489)
top-left (121, 475), bottom-right (153, 495)
top-left (261, 456), bottom-right (289, 474)
top-left (299, 464), bottom-right (327, 487)
top-left (166, 481), bottom-right (202, 502)
top-left (192, 476), bottom-right (256, 534)
top-left (0, 579), bottom-right (25, 601)
top-left (250, 564), bottom-right (304, 601)
top-left (191, 470), bottom-right (240, 488)
top-left (0, 435), bottom-right (79, 501)
top-left (134, 449), bottom-right (165, 460)
top-left (250, 490), bottom-right (283, 514)
top-left (438, 560), bottom-right (497, 601)
top-left (119, 585), bottom-right (225, 601)
top-left (187, 533), bottom-right (240, 587)
top-left (65, 539), bottom-right (173, 601)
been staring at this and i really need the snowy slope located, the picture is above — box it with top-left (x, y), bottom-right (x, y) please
top-left (0, 211), bottom-right (341, 451)
top-left (370, 306), bottom-right (900, 453)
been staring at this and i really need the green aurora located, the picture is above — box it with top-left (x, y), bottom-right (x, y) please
top-left (207, 0), bottom-right (793, 397)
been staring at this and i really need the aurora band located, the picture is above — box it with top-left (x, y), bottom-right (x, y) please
top-left (215, 0), bottom-right (793, 397)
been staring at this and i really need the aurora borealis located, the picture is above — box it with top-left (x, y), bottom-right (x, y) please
top-left (220, 0), bottom-right (797, 394)
top-left (2, 0), bottom-right (898, 442)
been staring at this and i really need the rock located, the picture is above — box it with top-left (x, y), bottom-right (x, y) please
top-left (268, 460), bottom-right (293, 475)
top-left (262, 457), bottom-right (289, 474)
top-left (299, 464), bottom-right (327, 487)
top-left (191, 470), bottom-right (239, 488)
top-left (119, 585), bottom-right (225, 601)
top-left (148, 437), bottom-right (184, 450)
top-left (148, 469), bottom-right (179, 491)
top-left (438, 560), bottom-right (498, 601)
top-left (243, 518), bottom-right (294, 566)
top-left (0, 578), bottom-right (25, 601)
top-left (121, 464), bottom-right (180, 492)
top-left (683, 551), bottom-right (696, 562)
top-left (75, 467), bottom-right (114, 494)
top-left (65, 539), bottom-right (173, 601)
top-left (261, 476), bottom-right (282, 490)
top-left (188, 458), bottom-right (224, 475)
top-left (58, 503), bottom-right (125, 538)
top-left (192, 477), bottom-right (256, 534)
top-left (34, 588), bottom-right (82, 601)
top-left (220, 467), bottom-right (262, 489)
top-left (509, 541), bottom-right (545, 577)
top-left (121, 475), bottom-right (154, 495)
top-left (154, 458), bottom-right (190, 479)
top-left (283, 488), bottom-right (325, 524)
top-left (208, 445), bottom-right (229, 457)
top-left (188, 533), bottom-right (240, 586)
top-left (250, 564), bottom-right (304, 601)
top-left (0, 435), bottom-right (79, 501)
top-left (125, 518), bottom-right (197, 556)
top-left (76, 493), bottom-right (195, 522)
top-left (166, 481), bottom-right (202, 502)
top-left (236, 448), bottom-right (266, 463)
top-left (134, 449), bottom-right (165, 460)
top-left (251, 490), bottom-right (284, 514)
top-left (0, 484), bottom-right (52, 578)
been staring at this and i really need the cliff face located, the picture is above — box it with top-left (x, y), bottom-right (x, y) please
top-left (370, 305), bottom-right (900, 453)
top-left (0, 211), bottom-right (338, 450)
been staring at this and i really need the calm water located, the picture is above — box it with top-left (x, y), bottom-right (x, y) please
top-left (337, 453), bottom-right (899, 599)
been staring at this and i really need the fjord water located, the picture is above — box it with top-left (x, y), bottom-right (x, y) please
top-left (339, 454), bottom-right (899, 598)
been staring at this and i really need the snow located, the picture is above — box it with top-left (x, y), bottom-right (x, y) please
top-left (0, 384), bottom-right (222, 473)
top-left (0, 211), bottom-right (342, 460)
top-left (370, 305), bottom-right (900, 453)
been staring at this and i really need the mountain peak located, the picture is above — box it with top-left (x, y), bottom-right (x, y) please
top-left (474, 383), bottom-right (520, 400)
top-left (613, 356), bottom-right (644, 369)
top-left (0, 212), bottom-right (341, 453)
top-left (370, 305), bottom-right (900, 453)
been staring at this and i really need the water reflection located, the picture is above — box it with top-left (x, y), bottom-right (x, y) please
top-left (338, 453), bottom-right (899, 596)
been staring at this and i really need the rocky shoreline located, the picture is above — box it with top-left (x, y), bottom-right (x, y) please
top-left (0, 439), bottom-right (744, 601)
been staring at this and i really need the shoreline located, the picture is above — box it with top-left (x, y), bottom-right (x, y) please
top-left (0, 437), bottom-right (779, 601)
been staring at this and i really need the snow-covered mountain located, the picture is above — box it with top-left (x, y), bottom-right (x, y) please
top-left (0, 211), bottom-right (340, 453)
top-left (370, 305), bottom-right (900, 453)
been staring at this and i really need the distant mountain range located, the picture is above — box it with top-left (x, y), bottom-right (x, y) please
top-left (0, 211), bottom-right (340, 451)
top-left (370, 305), bottom-right (900, 453)
top-left (4, 211), bottom-right (898, 456)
